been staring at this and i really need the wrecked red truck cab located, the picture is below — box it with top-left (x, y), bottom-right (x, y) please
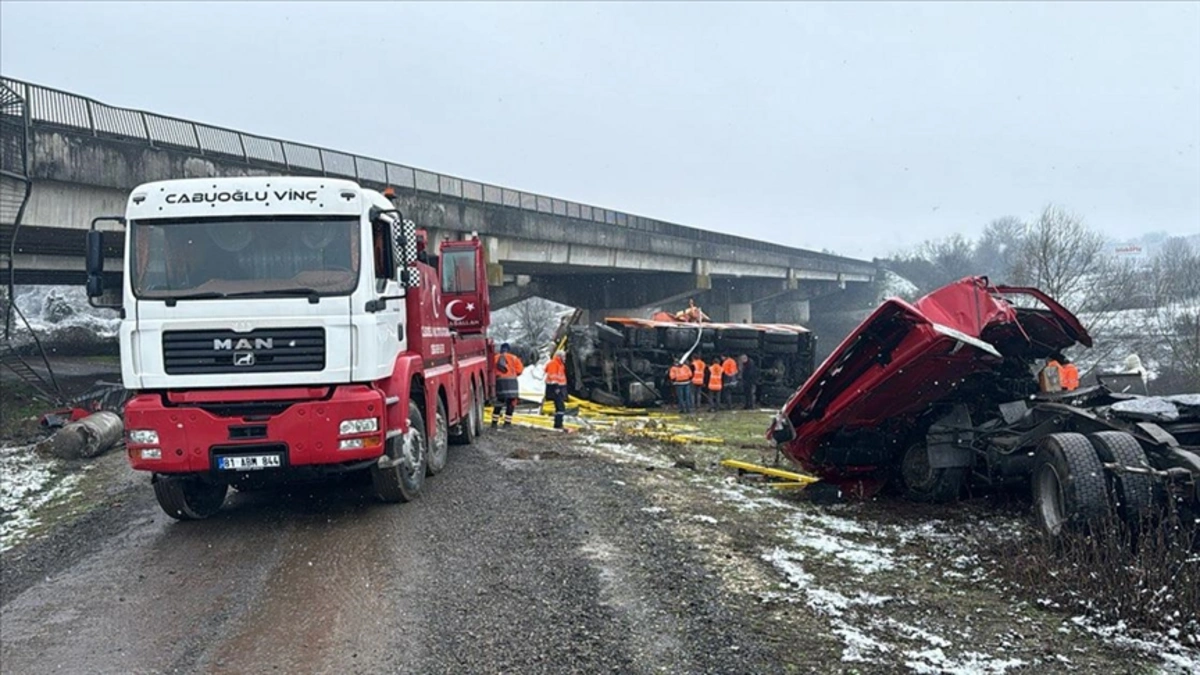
top-left (769, 276), bottom-right (1199, 537)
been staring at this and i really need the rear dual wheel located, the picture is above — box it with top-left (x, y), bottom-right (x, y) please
top-left (425, 397), bottom-right (450, 475)
top-left (451, 385), bottom-right (479, 446)
top-left (1031, 433), bottom-right (1110, 538)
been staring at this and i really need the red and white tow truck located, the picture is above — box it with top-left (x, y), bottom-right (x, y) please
top-left (85, 176), bottom-right (493, 519)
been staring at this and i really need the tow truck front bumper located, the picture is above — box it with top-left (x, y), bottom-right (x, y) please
top-left (123, 385), bottom-right (387, 474)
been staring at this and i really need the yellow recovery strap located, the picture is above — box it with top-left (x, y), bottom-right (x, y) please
top-left (720, 459), bottom-right (821, 489)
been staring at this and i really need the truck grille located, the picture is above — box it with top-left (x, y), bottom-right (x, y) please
top-left (162, 328), bottom-right (326, 375)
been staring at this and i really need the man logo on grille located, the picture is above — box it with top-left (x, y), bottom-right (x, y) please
top-left (233, 352), bottom-right (256, 367)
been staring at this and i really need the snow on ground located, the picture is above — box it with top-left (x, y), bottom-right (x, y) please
top-left (578, 438), bottom-right (674, 469)
top-left (694, 475), bottom-right (1200, 674)
top-left (0, 444), bottom-right (83, 552)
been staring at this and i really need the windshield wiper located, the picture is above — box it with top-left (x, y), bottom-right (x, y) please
top-left (223, 287), bottom-right (323, 303)
top-left (162, 291), bottom-right (225, 307)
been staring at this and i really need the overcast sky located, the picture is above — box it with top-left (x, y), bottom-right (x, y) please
top-left (2, 1), bottom-right (1197, 259)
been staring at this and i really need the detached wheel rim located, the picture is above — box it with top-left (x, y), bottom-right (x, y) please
top-left (1036, 463), bottom-right (1066, 536)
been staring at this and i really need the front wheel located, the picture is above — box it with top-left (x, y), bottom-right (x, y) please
top-left (899, 442), bottom-right (965, 503)
top-left (153, 474), bottom-right (228, 520)
top-left (371, 403), bottom-right (427, 503)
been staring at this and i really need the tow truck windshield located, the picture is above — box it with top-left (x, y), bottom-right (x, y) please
top-left (130, 216), bottom-right (360, 300)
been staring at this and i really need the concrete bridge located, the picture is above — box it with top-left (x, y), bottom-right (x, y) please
top-left (0, 77), bottom-right (876, 323)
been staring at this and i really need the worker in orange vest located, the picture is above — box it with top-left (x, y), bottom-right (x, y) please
top-left (707, 359), bottom-right (724, 412)
top-left (691, 356), bottom-right (706, 410)
top-left (492, 343), bottom-right (524, 428)
top-left (544, 350), bottom-right (568, 430)
top-left (721, 354), bottom-right (739, 409)
top-left (669, 359), bottom-right (694, 414)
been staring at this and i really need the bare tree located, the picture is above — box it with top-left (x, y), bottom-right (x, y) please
top-left (510, 297), bottom-right (562, 352)
top-left (1005, 205), bottom-right (1148, 379)
top-left (1010, 204), bottom-right (1108, 302)
top-left (1145, 238), bottom-right (1200, 391)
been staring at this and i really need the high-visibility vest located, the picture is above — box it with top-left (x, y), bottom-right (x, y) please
top-left (1061, 363), bottom-right (1080, 391)
top-left (722, 357), bottom-right (738, 377)
top-left (545, 356), bottom-right (566, 386)
top-left (707, 364), bottom-right (724, 391)
top-left (494, 353), bottom-right (524, 380)
top-left (670, 364), bottom-right (692, 383)
top-left (691, 360), bottom-right (706, 385)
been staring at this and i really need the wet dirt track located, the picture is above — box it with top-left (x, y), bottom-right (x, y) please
top-left (0, 430), bottom-right (789, 675)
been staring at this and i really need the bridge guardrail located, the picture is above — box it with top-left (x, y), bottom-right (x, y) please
top-left (0, 76), bottom-right (874, 272)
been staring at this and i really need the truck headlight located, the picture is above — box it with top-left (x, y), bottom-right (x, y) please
top-left (339, 418), bottom-right (379, 436)
top-left (128, 429), bottom-right (159, 444)
top-left (140, 448), bottom-right (162, 460)
top-left (339, 438), bottom-right (364, 450)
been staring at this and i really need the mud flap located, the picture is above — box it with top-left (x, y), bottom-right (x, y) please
top-left (926, 404), bottom-right (975, 469)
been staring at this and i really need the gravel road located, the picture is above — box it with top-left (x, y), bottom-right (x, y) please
top-left (1, 429), bottom-right (800, 675)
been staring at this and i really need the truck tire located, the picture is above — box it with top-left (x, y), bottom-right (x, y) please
top-left (664, 327), bottom-right (701, 351)
top-left (899, 442), bottom-right (965, 503)
top-left (1032, 432), bottom-right (1111, 537)
top-left (1088, 431), bottom-right (1156, 527)
top-left (721, 327), bottom-right (759, 341)
top-left (153, 474), bottom-right (228, 520)
top-left (630, 327), bottom-right (658, 348)
top-left (589, 388), bottom-right (624, 408)
top-left (372, 403), bottom-right (426, 503)
top-left (763, 330), bottom-right (799, 345)
top-left (450, 387), bottom-right (477, 446)
top-left (763, 340), bottom-right (798, 354)
top-left (594, 323), bottom-right (625, 347)
top-left (426, 397), bottom-right (450, 475)
top-left (719, 337), bottom-right (759, 352)
top-left (472, 383), bottom-right (485, 438)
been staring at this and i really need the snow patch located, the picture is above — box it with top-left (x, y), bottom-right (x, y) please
top-left (583, 440), bottom-right (673, 468)
top-left (1069, 616), bottom-right (1200, 674)
top-left (903, 648), bottom-right (1027, 675)
top-left (0, 444), bottom-right (82, 551)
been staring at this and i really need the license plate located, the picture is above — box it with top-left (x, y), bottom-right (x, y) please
top-left (218, 454), bottom-right (282, 471)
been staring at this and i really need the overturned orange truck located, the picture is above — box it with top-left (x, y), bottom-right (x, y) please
top-left (769, 276), bottom-right (1199, 538)
top-left (561, 303), bottom-right (816, 408)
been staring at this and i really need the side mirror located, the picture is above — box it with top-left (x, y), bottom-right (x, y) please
top-left (86, 230), bottom-right (105, 275)
top-left (86, 216), bottom-right (125, 309)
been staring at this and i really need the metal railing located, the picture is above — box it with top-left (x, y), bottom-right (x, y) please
top-left (0, 76), bottom-right (873, 270)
